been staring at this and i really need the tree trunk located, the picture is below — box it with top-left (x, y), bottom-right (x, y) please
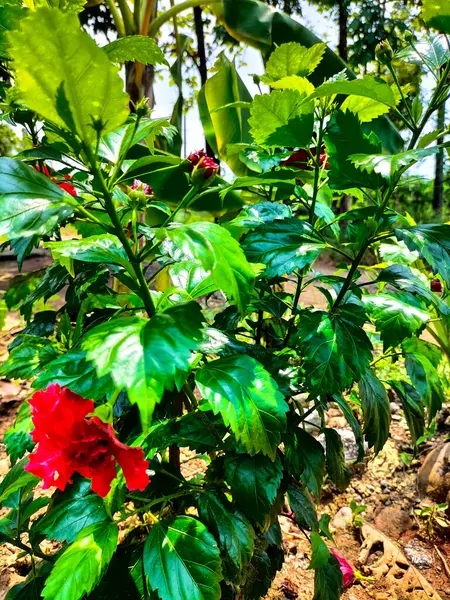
top-left (433, 101), bottom-right (446, 214)
top-left (193, 6), bottom-right (215, 158)
top-left (337, 0), bottom-right (348, 62)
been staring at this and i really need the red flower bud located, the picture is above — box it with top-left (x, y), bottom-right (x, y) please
top-left (330, 549), bottom-right (355, 588)
top-left (131, 179), bottom-right (153, 196)
top-left (188, 151), bottom-right (219, 184)
top-left (187, 149), bottom-right (207, 167)
top-left (430, 278), bottom-right (443, 293)
top-left (32, 164), bottom-right (78, 196)
top-left (281, 146), bottom-right (329, 171)
top-left (25, 384), bottom-right (149, 497)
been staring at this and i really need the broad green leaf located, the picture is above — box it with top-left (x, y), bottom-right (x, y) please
top-left (0, 158), bottom-right (77, 238)
top-left (144, 411), bottom-right (227, 455)
top-left (389, 380), bottom-right (425, 444)
top-left (402, 338), bottom-right (444, 422)
top-left (4, 402), bottom-right (34, 465)
top-left (0, 4), bottom-right (25, 60)
top-left (21, 263), bottom-right (69, 320)
top-left (358, 369), bottom-right (391, 454)
top-left (242, 218), bottom-right (325, 278)
top-left (309, 531), bottom-right (330, 569)
top-left (5, 577), bottom-right (47, 600)
top-left (362, 292), bottom-right (430, 350)
top-left (143, 515), bottom-right (222, 600)
top-left (395, 224), bottom-right (450, 285)
top-left (4, 271), bottom-right (43, 311)
top-left (10, 7), bottom-right (128, 144)
top-left (422, 0), bottom-right (450, 34)
top-left (324, 429), bottom-right (351, 491)
top-left (224, 201), bottom-right (292, 236)
top-left (42, 521), bottom-right (118, 600)
top-left (269, 75), bottom-right (315, 95)
top-left (296, 299), bottom-right (373, 396)
top-left (378, 241), bottom-right (419, 265)
top-left (164, 222), bottom-right (255, 313)
top-left (284, 425), bottom-right (325, 497)
top-left (196, 355), bottom-right (288, 459)
top-left (198, 491), bottom-right (255, 583)
top-left (102, 36), bottom-right (167, 66)
top-left (265, 42), bottom-right (326, 79)
top-left (311, 77), bottom-right (396, 107)
top-left (325, 110), bottom-right (383, 190)
top-left (341, 94), bottom-right (390, 123)
top-left (220, 170), bottom-right (299, 198)
top-left (287, 483), bottom-right (319, 532)
top-left (0, 336), bottom-right (60, 380)
top-left (313, 555), bottom-right (344, 600)
top-left (33, 350), bottom-right (116, 401)
top-left (82, 316), bottom-right (163, 430)
top-left (168, 262), bottom-right (218, 299)
top-left (249, 89), bottom-right (314, 148)
top-left (43, 236), bottom-right (129, 274)
top-left (349, 147), bottom-right (439, 178)
top-left (0, 458), bottom-right (39, 506)
top-left (224, 453), bottom-right (283, 525)
top-left (332, 395), bottom-right (364, 462)
top-left (34, 493), bottom-right (109, 543)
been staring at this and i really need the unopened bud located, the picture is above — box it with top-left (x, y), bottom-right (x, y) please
top-left (375, 40), bottom-right (394, 65)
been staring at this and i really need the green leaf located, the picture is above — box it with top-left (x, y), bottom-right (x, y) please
top-left (324, 110), bottom-right (383, 190)
top-left (422, 0), bottom-right (450, 34)
top-left (102, 36), bottom-right (167, 66)
top-left (296, 299), bottom-right (373, 396)
top-left (269, 74), bottom-right (315, 96)
top-left (358, 369), bottom-right (391, 454)
top-left (34, 493), bottom-right (109, 544)
top-left (249, 89), bottom-right (314, 148)
top-left (82, 316), bottom-right (163, 430)
top-left (388, 380), bottom-right (425, 445)
top-left (309, 531), bottom-right (330, 569)
top-left (402, 338), bottom-right (444, 423)
top-left (143, 515), bottom-right (222, 600)
top-left (341, 94), bottom-right (390, 123)
top-left (0, 4), bottom-right (24, 60)
top-left (0, 158), bottom-right (77, 238)
top-left (242, 218), bottom-right (325, 278)
top-left (0, 336), bottom-right (60, 380)
top-left (43, 236), bottom-right (129, 274)
top-left (265, 42), bottom-right (326, 79)
top-left (332, 395), bottom-right (364, 463)
top-left (224, 453), bottom-right (283, 525)
top-left (287, 483), bottom-right (319, 532)
top-left (395, 224), bottom-right (450, 286)
top-left (324, 429), bottom-right (351, 491)
top-left (0, 458), bottom-right (39, 506)
top-left (313, 555), bottom-right (344, 600)
top-left (33, 350), bottom-right (115, 402)
top-left (168, 261), bottom-right (218, 299)
top-left (349, 147), bottom-right (439, 178)
top-left (5, 576), bottom-right (47, 600)
top-left (10, 7), bottom-right (128, 144)
top-left (224, 201), bottom-right (292, 236)
top-left (311, 77), bottom-right (396, 107)
top-left (21, 263), bottom-right (69, 321)
top-left (42, 521), bottom-right (118, 600)
top-left (362, 292), bottom-right (430, 350)
top-left (4, 402), bottom-right (34, 465)
top-left (164, 222), bottom-right (255, 313)
top-left (196, 355), bottom-right (288, 459)
top-left (198, 491), bottom-right (255, 583)
top-left (284, 425), bottom-right (325, 497)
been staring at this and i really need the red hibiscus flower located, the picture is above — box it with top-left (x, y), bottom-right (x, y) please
top-left (187, 149), bottom-right (219, 180)
top-left (430, 278), bottom-right (443, 293)
top-left (33, 164), bottom-right (78, 197)
top-left (25, 384), bottom-right (149, 497)
top-left (282, 146), bottom-right (329, 170)
top-left (330, 549), bottom-right (355, 588)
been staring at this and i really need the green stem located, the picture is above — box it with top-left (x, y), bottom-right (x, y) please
top-left (388, 64), bottom-right (416, 131)
top-left (310, 111), bottom-right (326, 223)
top-left (117, 0), bottom-right (135, 35)
top-left (74, 205), bottom-right (113, 232)
top-left (147, 0), bottom-right (221, 37)
top-left (283, 272), bottom-right (303, 346)
top-left (105, 0), bottom-right (126, 37)
top-left (4, 537), bottom-right (54, 563)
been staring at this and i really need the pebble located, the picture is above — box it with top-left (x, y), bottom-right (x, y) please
top-left (331, 507), bottom-right (353, 530)
top-left (403, 541), bottom-right (433, 569)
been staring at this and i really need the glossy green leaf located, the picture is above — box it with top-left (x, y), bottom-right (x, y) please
top-left (309, 531), bottom-right (330, 569)
top-left (350, 147), bottom-right (439, 178)
top-left (311, 78), bottom-right (396, 107)
top-left (284, 425), bottom-right (325, 497)
top-left (324, 429), bottom-right (351, 491)
top-left (196, 355), bottom-right (288, 459)
top-left (168, 262), bottom-right (218, 299)
top-left (362, 292), bottom-right (430, 350)
top-left (143, 515), bottom-right (222, 600)
top-left (341, 94), bottom-right (390, 123)
top-left (4, 402), bottom-right (34, 465)
top-left (242, 218), bottom-right (325, 278)
top-left (21, 264), bottom-right (69, 321)
top-left (265, 42), bottom-right (326, 79)
top-left (332, 395), bottom-right (364, 463)
top-left (287, 483), bottom-right (319, 532)
top-left (0, 336), bottom-right (60, 380)
top-left (164, 222), bottom-right (255, 313)
top-left (388, 380), bottom-right (425, 444)
top-left (224, 453), bottom-right (283, 525)
top-left (224, 201), bottom-right (292, 236)
top-left (102, 36), bottom-right (167, 66)
top-left (0, 458), bottom-right (39, 506)
top-left (9, 7), bottom-right (128, 144)
top-left (42, 521), bottom-right (118, 600)
top-left (43, 236), bottom-right (129, 273)
top-left (422, 0), bottom-right (450, 34)
top-left (395, 224), bottom-right (450, 285)
top-left (198, 491), bottom-right (255, 583)
top-left (296, 299), bottom-right (373, 396)
top-left (313, 555), bottom-right (344, 600)
top-left (0, 158), bottom-right (77, 238)
top-left (358, 369), bottom-right (391, 454)
top-left (249, 89), bottom-right (314, 148)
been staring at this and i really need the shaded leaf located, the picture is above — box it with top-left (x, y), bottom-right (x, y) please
top-left (324, 429), bottom-right (351, 491)
top-left (358, 369), bottom-right (391, 454)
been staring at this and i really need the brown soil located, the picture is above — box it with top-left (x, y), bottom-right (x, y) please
top-left (1, 253), bottom-right (449, 600)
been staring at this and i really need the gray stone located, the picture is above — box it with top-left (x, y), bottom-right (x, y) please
top-left (317, 428), bottom-right (368, 463)
top-left (331, 507), bottom-right (353, 530)
top-left (404, 541), bottom-right (433, 569)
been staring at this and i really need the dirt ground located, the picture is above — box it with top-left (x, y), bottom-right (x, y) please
top-left (1, 252), bottom-right (450, 600)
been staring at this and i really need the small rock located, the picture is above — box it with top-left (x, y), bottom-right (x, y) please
top-left (367, 484), bottom-right (376, 492)
top-left (331, 507), bottom-right (353, 530)
top-left (403, 541), bottom-right (433, 569)
top-left (374, 507), bottom-right (413, 540)
top-left (317, 428), bottom-right (368, 463)
top-left (417, 443), bottom-right (450, 502)
top-left (390, 401), bottom-right (401, 414)
top-left (303, 409), bottom-right (323, 436)
top-left (392, 414), bottom-right (402, 421)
